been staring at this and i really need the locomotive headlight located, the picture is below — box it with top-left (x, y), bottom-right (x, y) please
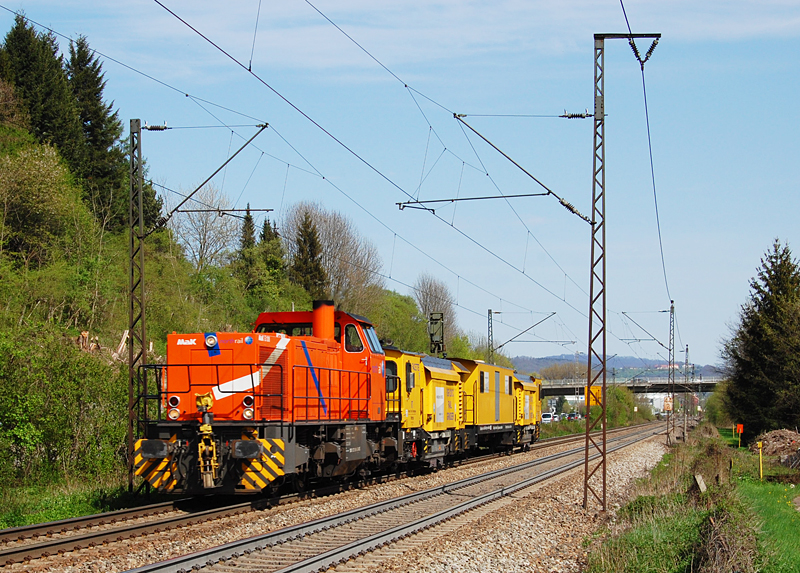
top-left (243, 408), bottom-right (254, 420)
top-left (167, 408), bottom-right (180, 420)
top-left (243, 395), bottom-right (254, 408)
top-left (167, 395), bottom-right (180, 408)
top-left (205, 334), bottom-right (218, 348)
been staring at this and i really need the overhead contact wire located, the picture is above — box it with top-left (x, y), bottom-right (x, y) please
top-left (153, 0), bottom-right (589, 323)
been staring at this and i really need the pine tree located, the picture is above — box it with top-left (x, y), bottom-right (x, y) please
top-left (240, 204), bottom-right (256, 252)
top-left (289, 212), bottom-right (327, 300)
top-left (260, 218), bottom-right (278, 243)
top-left (1, 15), bottom-right (83, 171)
top-left (66, 35), bottom-right (126, 224)
top-left (722, 239), bottom-right (800, 440)
top-left (233, 205), bottom-right (258, 292)
top-left (259, 219), bottom-right (285, 280)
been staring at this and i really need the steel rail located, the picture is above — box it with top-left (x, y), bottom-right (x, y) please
top-left (0, 501), bottom-right (181, 544)
top-left (127, 424), bottom-right (659, 573)
top-left (0, 500), bottom-right (267, 565)
top-left (0, 422), bottom-right (653, 565)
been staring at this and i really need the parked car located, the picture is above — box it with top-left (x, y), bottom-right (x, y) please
top-left (552, 414), bottom-right (560, 422)
top-left (567, 412), bottom-right (577, 421)
top-left (542, 412), bottom-right (553, 424)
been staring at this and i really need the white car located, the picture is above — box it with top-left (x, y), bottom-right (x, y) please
top-left (542, 413), bottom-right (553, 423)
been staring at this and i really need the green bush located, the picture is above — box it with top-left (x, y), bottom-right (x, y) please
top-left (0, 325), bottom-right (126, 485)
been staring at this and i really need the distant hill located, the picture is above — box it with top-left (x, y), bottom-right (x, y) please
top-left (510, 354), bottom-right (722, 379)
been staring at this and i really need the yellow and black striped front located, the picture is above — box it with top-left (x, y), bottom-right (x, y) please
top-left (239, 438), bottom-right (285, 491)
top-left (133, 437), bottom-right (179, 491)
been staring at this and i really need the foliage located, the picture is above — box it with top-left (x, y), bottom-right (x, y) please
top-left (0, 143), bottom-right (96, 270)
top-left (587, 431), bottom-right (763, 573)
top-left (0, 15), bottom-right (83, 171)
top-left (703, 383), bottom-right (730, 427)
top-left (283, 201), bottom-right (383, 314)
top-left (0, 481), bottom-right (164, 528)
top-left (722, 240), bottom-right (800, 441)
top-left (539, 360), bottom-right (584, 381)
top-left (288, 209), bottom-right (327, 300)
top-left (0, 78), bottom-right (30, 133)
top-left (66, 35), bottom-right (129, 229)
top-left (369, 289), bottom-right (429, 352)
top-left (738, 481), bottom-right (800, 573)
top-left (0, 325), bottom-right (127, 485)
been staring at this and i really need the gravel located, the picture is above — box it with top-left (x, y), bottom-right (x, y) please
top-left (339, 435), bottom-right (668, 573)
top-left (7, 433), bottom-right (666, 573)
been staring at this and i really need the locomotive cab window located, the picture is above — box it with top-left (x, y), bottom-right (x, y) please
top-left (386, 360), bottom-right (398, 393)
top-left (344, 324), bottom-right (364, 353)
top-left (405, 362), bottom-right (415, 392)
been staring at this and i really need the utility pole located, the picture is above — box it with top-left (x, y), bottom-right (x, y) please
top-left (667, 300), bottom-right (675, 441)
top-left (583, 33), bottom-right (660, 513)
top-left (126, 122), bottom-right (267, 493)
top-left (488, 310), bottom-right (494, 364)
top-left (684, 344), bottom-right (689, 436)
top-left (487, 310), bottom-right (502, 364)
top-left (128, 119), bottom-right (146, 493)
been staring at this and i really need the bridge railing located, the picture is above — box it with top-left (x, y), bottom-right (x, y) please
top-left (540, 377), bottom-right (726, 388)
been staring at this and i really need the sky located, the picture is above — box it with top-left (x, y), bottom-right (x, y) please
top-left (1, 0), bottom-right (799, 368)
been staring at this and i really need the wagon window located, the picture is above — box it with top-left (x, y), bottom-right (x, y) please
top-left (405, 362), bottom-right (415, 392)
top-left (386, 360), bottom-right (398, 393)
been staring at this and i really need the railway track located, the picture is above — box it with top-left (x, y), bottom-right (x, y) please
top-left (127, 423), bottom-right (660, 573)
top-left (0, 423), bottom-right (656, 567)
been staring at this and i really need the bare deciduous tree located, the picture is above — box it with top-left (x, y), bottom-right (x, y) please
top-left (413, 272), bottom-right (458, 338)
top-left (167, 184), bottom-right (239, 270)
top-left (283, 201), bottom-right (384, 315)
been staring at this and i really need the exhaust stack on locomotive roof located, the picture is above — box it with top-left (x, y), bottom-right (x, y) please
top-left (312, 300), bottom-right (335, 340)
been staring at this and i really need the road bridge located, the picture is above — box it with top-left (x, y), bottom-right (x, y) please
top-left (539, 377), bottom-right (723, 398)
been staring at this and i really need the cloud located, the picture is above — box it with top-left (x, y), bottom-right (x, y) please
top-left (9, 0), bottom-right (800, 77)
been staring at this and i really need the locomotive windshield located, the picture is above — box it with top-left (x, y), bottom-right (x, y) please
top-left (362, 325), bottom-right (384, 354)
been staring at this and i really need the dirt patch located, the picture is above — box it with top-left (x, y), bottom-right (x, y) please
top-left (697, 424), bottom-right (720, 439)
top-left (748, 429), bottom-right (800, 456)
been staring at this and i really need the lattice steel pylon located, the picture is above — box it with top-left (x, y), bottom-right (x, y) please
top-left (668, 300), bottom-right (675, 439)
top-left (583, 33), bottom-right (660, 512)
top-left (127, 119), bottom-right (147, 493)
top-left (583, 34), bottom-right (608, 512)
top-left (487, 310), bottom-right (495, 364)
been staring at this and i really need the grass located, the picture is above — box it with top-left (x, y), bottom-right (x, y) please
top-left (539, 418), bottom-right (586, 438)
top-left (0, 478), bottom-right (166, 529)
top-left (539, 415), bottom-right (655, 439)
top-left (738, 479), bottom-right (800, 572)
top-left (592, 505), bottom-right (707, 573)
top-left (718, 426), bottom-right (747, 449)
top-left (587, 425), bottom-right (763, 573)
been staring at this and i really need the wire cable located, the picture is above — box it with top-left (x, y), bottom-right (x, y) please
top-left (152, 0), bottom-right (594, 325)
top-left (249, 0), bottom-right (263, 71)
top-left (3, 3), bottom-right (586, 351)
